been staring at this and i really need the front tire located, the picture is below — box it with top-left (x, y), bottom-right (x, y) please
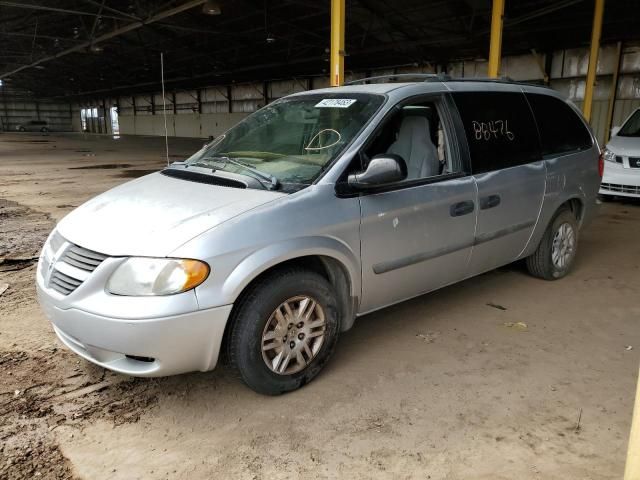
top-left (227, 267), bottom-right (340, 395)
top-left (526, 209), bottom-right (579, 280)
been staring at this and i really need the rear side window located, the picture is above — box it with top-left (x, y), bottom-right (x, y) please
top-left (453, 92), bottom-right (541, 174)
top-left (526, 93), bottom-right (592, 155)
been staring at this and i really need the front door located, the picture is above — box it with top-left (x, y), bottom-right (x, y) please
top-left (451, 90), bottom-right (546, 274)
top-left (355, 96), bottom-right (477, 313)
top-left (359, 177), bottom-right (477, 313)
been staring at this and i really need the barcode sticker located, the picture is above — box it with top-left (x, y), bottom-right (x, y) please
top-left (315, 99), bottom-right (357, 108)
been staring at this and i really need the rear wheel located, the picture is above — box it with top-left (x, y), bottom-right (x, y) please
top-left (40, 127), bottom-right (49, 133)
top-left (526, 209), bottom-right (579, 280)
top-left (18, 127), bottom-right (25, 132)
top-left (227, 267), bottom-right (340, 395)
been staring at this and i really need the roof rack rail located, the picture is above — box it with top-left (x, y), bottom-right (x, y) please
top-left (344, 73), bottom-right (451, 85)
top-left (342, 74), bottom-right (545, 88)
top-left (447, 76), bottom-right (515, 83)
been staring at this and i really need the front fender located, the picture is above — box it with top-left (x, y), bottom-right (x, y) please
top-left (221, 235), bottom-right (361, 306)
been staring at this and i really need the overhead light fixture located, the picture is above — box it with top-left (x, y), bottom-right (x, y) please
top-left (263, 1), bottom-right (273, 44)
top-left (202, 0), bottom-right (222, 15)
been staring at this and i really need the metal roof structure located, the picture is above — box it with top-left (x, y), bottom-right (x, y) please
top-left (1, 0), bottom-right (639, 98)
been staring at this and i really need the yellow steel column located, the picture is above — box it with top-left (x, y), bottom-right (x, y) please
top-left (583, 0), bottom-right (605, 123)
top-left (605, 41), bottom-right (622, 143)
top-left (625, 366), bottom-right (640, 479)
top-left (487, 0), bottom-right (505, 78)
top-left (330, 0), bottom-right (346, 87)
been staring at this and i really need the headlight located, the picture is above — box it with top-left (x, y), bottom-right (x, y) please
top-left (107, 258), bottom-right (209, 296)
top-left (603, 148), bottom-right (617, 163)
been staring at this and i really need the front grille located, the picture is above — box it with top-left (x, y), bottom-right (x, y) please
top-left (47, 240), bottom-right (108, 296)
top-left (600, 182), bottom-right (640, 195)
top-left (50, 270), bottom-right (83, 295)
top-left (629, 157), bottom-right (640, 168)
top-left (615, 155), bottom-right (624, 164)
top-left (60, 245), bottom-right (108, 272)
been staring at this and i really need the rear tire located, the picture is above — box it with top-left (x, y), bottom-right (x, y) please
top-left (526, 209), bottom-right (579, 280)
top-left (18, 127), bottom-right (25, 132)
top-left (227, 267), bottom-right (340, 395)
top-left (41, 127), bottom-right (49, 133)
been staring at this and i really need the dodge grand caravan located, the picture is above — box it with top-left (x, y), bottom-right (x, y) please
top-left (37, 77), bottom-right (601, 395)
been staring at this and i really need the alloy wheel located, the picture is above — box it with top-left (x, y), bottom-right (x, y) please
top-left (261, 296), bottom-right (326, 375)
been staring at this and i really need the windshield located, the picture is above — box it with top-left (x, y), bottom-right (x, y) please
top-left (619, 109), bottom-right (640, 137)
top-left (184, 93), bottom-right (384, 191)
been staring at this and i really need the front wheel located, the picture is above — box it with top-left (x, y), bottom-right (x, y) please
top-left (227, 268), bottom-right (340, 395)
top-left (526, 209), bottom-right (579, 280)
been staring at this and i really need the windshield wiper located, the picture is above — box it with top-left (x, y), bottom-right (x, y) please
top-left (202, 156), bottom-right (280, 190)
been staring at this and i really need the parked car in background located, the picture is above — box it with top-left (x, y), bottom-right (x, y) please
top-left (17, 120), bottom-right (49, 132)
top-left (600, 108), bottom-right (640, 198)
top-left (36, 77), bottom-right (602, 395)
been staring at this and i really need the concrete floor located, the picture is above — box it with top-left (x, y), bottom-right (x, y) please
top-left (1, 132), bottom-right (639, 480)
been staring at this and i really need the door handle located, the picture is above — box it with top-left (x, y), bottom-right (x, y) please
top-left (450, 200), bottom-right (475, 217)
top-left (480, 194), bottom-right (501, 210)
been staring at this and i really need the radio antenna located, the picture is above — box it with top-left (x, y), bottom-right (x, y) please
top-left (161, 52), bottom-right (169, 166)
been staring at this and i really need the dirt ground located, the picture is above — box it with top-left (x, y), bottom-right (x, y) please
top-left (1, 132), bottom-right (639, 479)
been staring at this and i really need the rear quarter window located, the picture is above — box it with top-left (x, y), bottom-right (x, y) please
top-left (452, 91), bottom-right (541, 174)
top-left (525, 93), bottom-right (592, 156)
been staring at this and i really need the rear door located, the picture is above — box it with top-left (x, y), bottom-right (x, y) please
top-left (451, 90), bottom-right (546, 274)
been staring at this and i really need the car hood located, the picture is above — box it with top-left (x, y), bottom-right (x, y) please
top-left (56, 172), bottom-right (285, 257)
top-left (606, 135), bottom-right (640, 156)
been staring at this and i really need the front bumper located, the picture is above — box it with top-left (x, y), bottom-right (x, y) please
top-left (600, 161), bottom-right (640, 197)
top-left (37, 284), bottom-right (232, 377)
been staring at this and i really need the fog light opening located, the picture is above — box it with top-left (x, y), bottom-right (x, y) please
top-left (125, 355), bottom-right (155, 363)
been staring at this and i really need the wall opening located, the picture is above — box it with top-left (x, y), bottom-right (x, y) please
top-left (110, 106), bottom-right (119, 135)
top-left (80, 109), bottom-right (87, 131)
top-left (80, 107), bottom-right (103, 133)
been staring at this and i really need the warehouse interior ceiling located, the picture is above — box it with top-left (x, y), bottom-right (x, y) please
top-left (1, 0), bottom-right (639, 98)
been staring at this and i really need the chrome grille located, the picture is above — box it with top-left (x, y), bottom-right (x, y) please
top-left (60, 245), bottom-right (108, 272)
top-left (46, 241), bottom-right (108, 296)
top-left (600, 183), bottom-right (640, 195)
top-left (50, 270), bottom-right (83, 296)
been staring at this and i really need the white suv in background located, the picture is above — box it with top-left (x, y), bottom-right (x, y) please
top-left (600, 108), bottom-right (640, 198)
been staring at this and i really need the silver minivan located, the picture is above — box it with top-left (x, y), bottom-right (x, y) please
top-left (17, 120), bottom-right (49, 132)
top-left (37, 78), bottom-right (602, 394)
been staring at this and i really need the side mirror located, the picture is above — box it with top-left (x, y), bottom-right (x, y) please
top-left (347, 154), bottom-right (407, 190)
top-left (611, 126), bottom-right (621, 137)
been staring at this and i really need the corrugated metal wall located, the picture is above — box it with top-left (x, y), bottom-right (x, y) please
top-left (76, 41), bottom-right (640, 142)
top-left (1, 87), bottom-right (74, 132)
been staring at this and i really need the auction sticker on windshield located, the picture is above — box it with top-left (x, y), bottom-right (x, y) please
top-left (315, 99), bottom-right (357, 108)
